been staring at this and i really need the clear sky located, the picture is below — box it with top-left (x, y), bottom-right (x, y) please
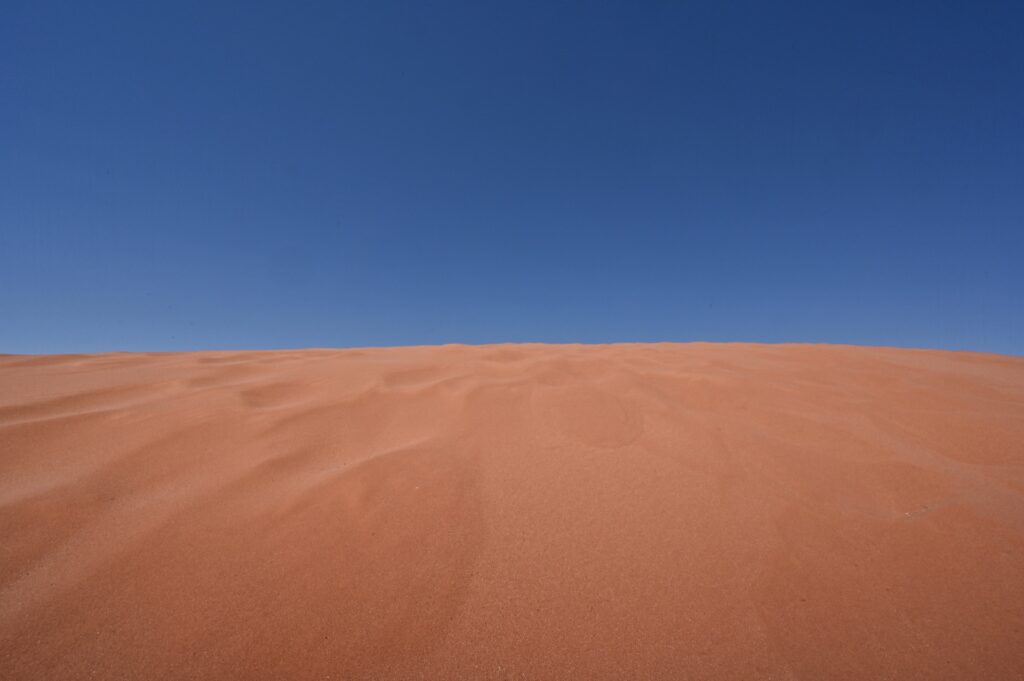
top-left (2, 1), bottom-right (1022, 355)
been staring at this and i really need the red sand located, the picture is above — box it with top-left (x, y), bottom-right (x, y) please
top-left (1, 343), bottom-right (1023, 679)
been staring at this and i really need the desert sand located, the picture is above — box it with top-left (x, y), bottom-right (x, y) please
top-left (1, 342), bottom-right (1023, 680)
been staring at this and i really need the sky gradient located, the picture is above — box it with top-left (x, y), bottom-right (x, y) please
top-left (2, 1), bottom-right (1022, 354)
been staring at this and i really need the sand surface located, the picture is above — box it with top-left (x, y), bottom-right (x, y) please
top-left (1, 343), bottom-right (1023, 680)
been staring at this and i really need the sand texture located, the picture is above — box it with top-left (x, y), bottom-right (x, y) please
top-left (1, 343), bottom-right (1023, 680)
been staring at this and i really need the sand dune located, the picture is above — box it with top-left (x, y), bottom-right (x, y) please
top-left (1, 343), bottom-right (1023, 680)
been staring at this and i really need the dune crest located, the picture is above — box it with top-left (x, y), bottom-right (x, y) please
top-left (2, 343), bottom-right (1023, 679)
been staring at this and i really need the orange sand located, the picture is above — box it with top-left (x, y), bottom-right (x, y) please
top-left (2, 343), bottom-right (1023, 679)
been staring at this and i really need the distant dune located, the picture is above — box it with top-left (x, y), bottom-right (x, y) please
top-left (1, 343), bottom-right (1023, 679)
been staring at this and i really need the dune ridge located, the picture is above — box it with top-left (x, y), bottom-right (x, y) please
top-left (1, 342), bottom-right (1023, 679)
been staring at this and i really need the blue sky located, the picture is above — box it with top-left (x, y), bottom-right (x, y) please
top-left (2, 1), bottom-right (1022, 354)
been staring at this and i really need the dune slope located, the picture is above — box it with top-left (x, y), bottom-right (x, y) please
top-left (1, 343), bottom-right (1023, 680)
